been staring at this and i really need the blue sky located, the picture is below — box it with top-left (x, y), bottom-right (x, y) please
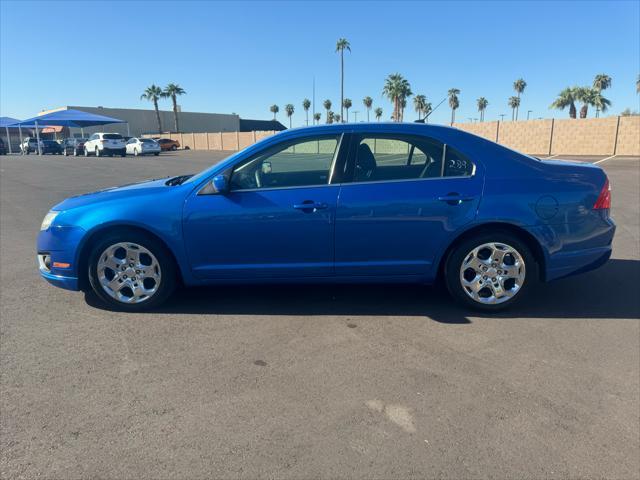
top-left (1, 0), bottom-right (639, 126)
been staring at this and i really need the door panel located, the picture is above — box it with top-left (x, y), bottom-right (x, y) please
top-left (183, 185), bottom-right (339, 279)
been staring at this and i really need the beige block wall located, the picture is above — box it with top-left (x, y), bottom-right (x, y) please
top-left (238, 132), bottom-right (255, 150)
top-left (615, 116), bottom-right (640, 156)
top-left (221, 132), bottom-right (238, 151)
top-left (454, 121), bottom-right (498, 142)
top-left (499, 119), bottom-right (553, 155)
top-left (551, 117), bottom-right (618, 155)
top-left (194, 133), bottom-right (209, 150)
top-left (207, 132), bottom-right (222, 150)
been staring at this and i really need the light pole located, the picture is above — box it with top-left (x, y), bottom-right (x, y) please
top-left (499, 114), bottom-right (506, 122)
top-left (353, 110), bottom-right (360, 122)
top-left (527, 110), bottom-right (533, 120)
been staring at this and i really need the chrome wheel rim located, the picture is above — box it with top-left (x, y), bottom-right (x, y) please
top-left (459, 242), bottom-right (526, 305)
top-left (97, 242), bottom-right (161, 304)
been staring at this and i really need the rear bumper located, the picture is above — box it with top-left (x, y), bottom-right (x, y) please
top-left (546, 246), bottom-right (612, 280)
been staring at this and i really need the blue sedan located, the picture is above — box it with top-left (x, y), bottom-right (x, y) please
top-left (37, 123), bottom-right (615, 312)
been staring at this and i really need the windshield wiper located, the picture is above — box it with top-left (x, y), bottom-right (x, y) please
top-left (165, 174), bottom-right (193, 186)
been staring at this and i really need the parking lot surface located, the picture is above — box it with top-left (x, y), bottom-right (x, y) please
top-left (1, 151), bottom-right (639, 479)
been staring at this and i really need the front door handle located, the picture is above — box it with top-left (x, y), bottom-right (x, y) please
top-left (437, 193), bottom-right (476, 205)
top-left (293, 201), bottom-right (329, 212)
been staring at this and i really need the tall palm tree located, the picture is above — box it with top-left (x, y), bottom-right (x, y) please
top-left (513, 78), bottom-right (527, 120)
top-left (592, 74), bottom-right (612, 117)
top-left (327, 110), bottom-right (335, 124)
top-left (637, 74), bottom-right (640, 94)
top-left (140, 84), bottom-right (164, 134)
top-left (477, 97), bottom-right (489, 122)
top-left (342, 98), bottom-right (352, 122)
top-left (413, 94), bottom-right (427, 120)
top-left (323, 99), bottom-right (332, 123)
top-left (335, 114), bottom-right (341, 123)
top-left (363, 96), bottom-right (373, 121)
top-left (335, 38), bottom-right (351, 121)
top-left (550, 87), bottom-right (579, 118)
top-left (313, 112), bottom-right (322, 124)
top-left (302, 99), bottom-right (311, 125)
top-left (284, 104), bottom-right (295, 128)
top-left (383, 73), bottom-right (412, 122)
top-left (592, 90), bottom-right (612, 117)
top-left (448, 88), bottom-right (460, 124)
top-left (374, 107), bottom-right (383, 121)
top-left (162, 83), bottom-right (186, 132)
top-left (270, 104), bottom-right (279, 120)
top-left (508, 96), bottom-right (520, 121)
top-left (423, 102), bottom-right (432, 123)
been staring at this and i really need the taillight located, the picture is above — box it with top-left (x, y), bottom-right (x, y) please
top-left (593, 178), bottom-right (611, 210)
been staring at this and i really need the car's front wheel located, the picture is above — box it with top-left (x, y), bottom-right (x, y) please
top-left (87, 231), bottom-right (176, 311)
top-left (171, 145), bottom-right (177, 151)
top-left (134, 148), bottom-right (139, 157)
top-left (445, 232), bottom-right (537, 311)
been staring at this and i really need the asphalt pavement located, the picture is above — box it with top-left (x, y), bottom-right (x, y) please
top-left (1, 150), bottom-right (638, 479)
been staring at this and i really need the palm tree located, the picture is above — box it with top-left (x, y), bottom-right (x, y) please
top-left (313, 112), bottom-right (322, 124)
top-left (323, 99), bottom-right (332, 123)
top-left (374, 107), bottom-right (383, 121)
top-left (592, 74), bottom-right (612, 117)
top-left (335, 114), bottom-right (341, 123)
top-left (423, 102), bottom-right (432, 123)
top-left (270, 104), bottom-right (279, 120)
top-left (140, 84), bottom-right (164, 134)
top-left (302, 99), bottom-right (311, 125)
top-left (513, 78), bottom-right (527, 120)
top-left (335, 38), bottom-right (351, 121)
top-left (550, 87), bottom-right (579, 119)
top-left (637, 74), bottom-right (640, 94)
top-left (448, 88), bottom-right (460, 124)
top-left (508, 96), bottom-right (520, 121)
top-left (477, 97), bottom-right (489, 122)
top-left (342, 98), bottom-right (352, 122)
top-left (327, 110), bottom-right (335, 124)
top-left (162, 83), bottom-right (186, 132)
top-left (284, 104), bottom-right (295, 128)
top-left (363, 96), bottom-right (373, 121)
top-left (383, 73), bottom-right (412, 122)
top-left (413, 94), bottom-right (427, 120)
top-left (592, 90), bottom-right (612, 117)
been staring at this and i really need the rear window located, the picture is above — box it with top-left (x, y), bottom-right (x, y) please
top-left (141, 138), bottom-right (155, 143)
top-left (103, 134), bottom-right (123, 140)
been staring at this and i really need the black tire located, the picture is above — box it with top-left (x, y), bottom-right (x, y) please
top-left (154, 152), bottom-right (159, 156)
top-left (87, 230), bottom-right (177, 312)
top-left (444, 230), bottom-right (538, 312)
top-left (84, 147), bottom-right (89, 157)
top-left (171, 144), bottom-right (177, 151)
top-left (64, 149), bottom-right (68, 156)
top-left (95, 147), bottom-right (101, 157)
top-left (134, 148), bottom-right (139, 157)
top-left (120, 150), bottom-right (126, 157)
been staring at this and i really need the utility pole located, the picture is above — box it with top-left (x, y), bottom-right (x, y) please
top-left (353, 110), bottom-right (360, 122)
top-left (527, 110), bottom-right (532, 120)
top-left (499, 114), bottom-right (506, 122)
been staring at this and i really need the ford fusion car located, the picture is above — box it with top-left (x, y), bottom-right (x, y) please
top-left (37, 123), bottom-right (614, 312)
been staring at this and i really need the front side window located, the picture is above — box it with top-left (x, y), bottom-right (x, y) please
top-left (229, 135), bottom-right (340, 191)
top-left (352, 134), bottom-right (474, 183)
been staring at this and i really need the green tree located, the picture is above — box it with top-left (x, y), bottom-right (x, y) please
top-left (448, 88), bottom-right (460, 124)
top-left (383, 73), bottom-right (412, 121)
top-left (374, 107), bottom-right (383, 121)
top-left (302, 98), bottom-right (311, 125)
top-left (270, 104), bottom-right (279, 120)
top-left (508, 96), bottom-right (520, 121)
top-left (284, 104), bottom-right (295, 128)
top-left (550, 87), bottom-right (579, 119)
top-left (162, 83), bottom-right (186, 132)
top-left (323, 99), bottom-right (332, 123)
top-left (342, 98), bottom-right (352, 122)
top-left (413, 94), bottom-right (427, 120)
top-left (334, 114), bottom-right (341, 123)
top-left (313, 112), bottom-right (322, 124)
top-left (513, 78), bottom-right (527, 120)
top-left (477, 97), bottom-right (489, 122)
top-left (336, 38), bottom-right (351, 121)
top-left (423, 102), bottom-right (432, 123)
top-left (592, 74), bottom-right (612, 117)
top-left (363, 96), bottom-right (373, 121)
top-left (140, 84), bottom-right (164, 134)
top-left (327, 110), bottom-right (335, 124)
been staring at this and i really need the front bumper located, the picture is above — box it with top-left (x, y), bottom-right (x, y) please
top-left (37, 225), bottom-right (86, 292)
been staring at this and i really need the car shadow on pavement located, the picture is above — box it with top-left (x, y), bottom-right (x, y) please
top-left (85, 259), bottom-right (640, 323)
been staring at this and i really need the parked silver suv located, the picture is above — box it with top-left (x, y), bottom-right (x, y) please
top-left (83, 133), bottom-right (126, 157)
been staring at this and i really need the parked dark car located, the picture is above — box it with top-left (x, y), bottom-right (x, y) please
top-left (62, 138), bottom-right (87, 156)
top-left (0, 138), bottom-right (7, 155)
top-left (155, 138), bottom-right (180, 151)
top-left (42, 140), bottom-right (63, 155)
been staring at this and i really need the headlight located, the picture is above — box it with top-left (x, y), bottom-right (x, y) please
top-left (41, 211), bottom-right (60, 231)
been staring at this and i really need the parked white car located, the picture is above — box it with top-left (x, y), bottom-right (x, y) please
top-left (20, 137), bottom-right (44, 154)
top-left (126, 137), bottom-right (161, 156)
top-left (83, 133), bottom-right (126, 157)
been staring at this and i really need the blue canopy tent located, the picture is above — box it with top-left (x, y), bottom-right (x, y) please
top-left (0, 117), bottom-right (22, 153)
top-left (10, 109), bottom-right (127, 155)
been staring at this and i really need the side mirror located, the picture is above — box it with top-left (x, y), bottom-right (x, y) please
top-left (212, 174), bottom-right (229, 194)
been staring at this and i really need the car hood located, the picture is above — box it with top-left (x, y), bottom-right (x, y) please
top-left (52, 177), bottom-right (177, 211)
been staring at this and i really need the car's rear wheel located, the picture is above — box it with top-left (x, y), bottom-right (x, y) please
top-left (171, 145), bottom-right (177, 151)
top-left (445, 231), bottom-right (538, 311)
top-left (87, 231), bottom-right (176, 311)
top-left (95, 146), bottom-right (101, 157)
top-left (154, 152), bottom-right (159, 156)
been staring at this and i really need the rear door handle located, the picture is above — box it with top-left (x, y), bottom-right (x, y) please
top-left (293, 201), bottom-right (329, 212)
top-left (437, 193), bottom-right (476, 205)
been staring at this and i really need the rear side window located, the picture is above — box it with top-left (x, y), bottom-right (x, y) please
top-left (103, 134), bottom-right (123, 140)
